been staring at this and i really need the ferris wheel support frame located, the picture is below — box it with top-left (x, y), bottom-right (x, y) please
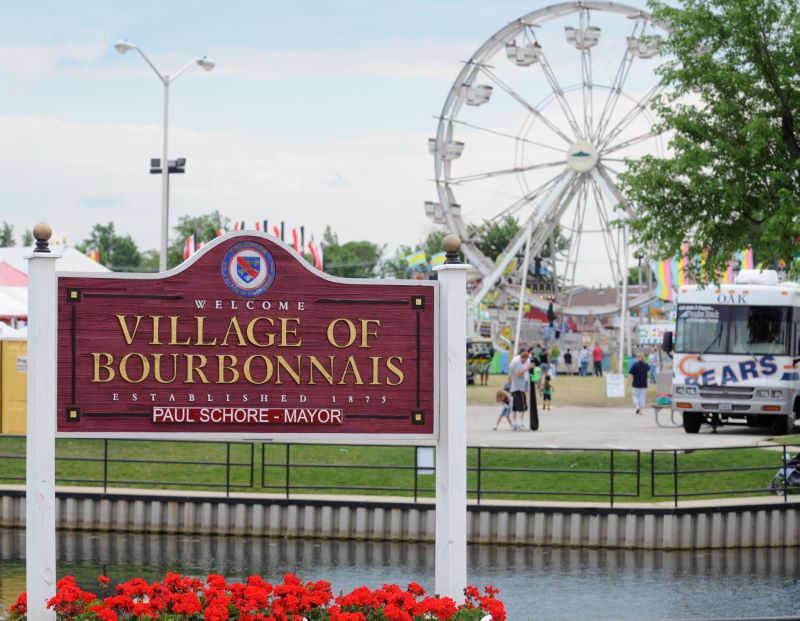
top-left (431, 1), bottom-right (671, 319)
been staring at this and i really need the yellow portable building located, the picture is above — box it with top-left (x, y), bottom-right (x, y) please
top-left (0, 338), bottom-right (27, 434)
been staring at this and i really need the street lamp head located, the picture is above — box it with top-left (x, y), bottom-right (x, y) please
top-left (114, 39), bottom-right (137, 54)
top-left (197, 56), bottom-right (215, 71)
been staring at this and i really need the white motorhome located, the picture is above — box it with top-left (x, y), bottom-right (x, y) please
top-left (663, 270), bottom-right (800, 434)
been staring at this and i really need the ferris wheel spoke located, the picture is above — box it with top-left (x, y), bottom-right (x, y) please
top-left (445, 117), bottom-right (567, 154)
top-left (471, 169), bottom-right (576, 306)
top-left (579, 8), bottom-right (594, 141)
top-left (445, 160), bottom-right (565, 185)
top-left (593, 20), bottom-right (644, 142)
top-left (594, 165), bottom-right (635, 218)
top-left (565, 182), bottom-right (590, 298)
top-left (481, 66), bottom-right (574, 144)
top-left (508, 174), bottom-right (582, 292)
top-left (603, 130), bottom-right (656, 156)
top-left (598, 82), bottom-right (663, 150)
top-left (487, 171), bottom-right (568, 223)
top-left (537, 49), bottom-right (584, 140)
top-left (588, 174), bottom-right (623, 284)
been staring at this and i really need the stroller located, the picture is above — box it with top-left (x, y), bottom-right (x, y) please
top-left (768, 452), bottom-right (800, 496)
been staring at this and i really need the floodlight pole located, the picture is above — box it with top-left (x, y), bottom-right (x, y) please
top-left (115, 41), bottom-right (214, 271)
top-left (160, 78), bottom-right (170, 272)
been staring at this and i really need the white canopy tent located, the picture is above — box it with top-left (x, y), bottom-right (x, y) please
top-left (0, 246), bottom-right (110, 320)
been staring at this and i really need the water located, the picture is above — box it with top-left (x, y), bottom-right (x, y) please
top-left (1, 528), bottom-right (799, 620)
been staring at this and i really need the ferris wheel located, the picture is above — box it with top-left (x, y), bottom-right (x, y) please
top-left (427, 1), bottom-right (668, 315)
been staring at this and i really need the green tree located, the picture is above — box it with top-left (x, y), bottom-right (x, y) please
top-left (321, 225), bottom-right (384, 278)
top-left (21, 229), bottom-right (33, 247)
top-left (138, 249), bottom-right (159, 273)
top-left (0, 222), bottom-right (14, 247)
top-left (381, 244), bottom-right (415, 279)
top-left (618, 0), bottom-right (800, 280)
top-left (468, 216), bottom-right (520, 262)
top-left (169, 211), bottom-right (228, 268)
top-left (468, 216), bottom-right (568, 263)
top-left (77, 222), bottom-right (142, 271)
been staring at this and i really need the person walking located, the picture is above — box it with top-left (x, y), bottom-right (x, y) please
top-left (563, 348), bottom-right (573, 375)
top-left (578, 346), bottom-right (590, 377)
top-left (508, 349), bottom-right (533, 430)
top-left (550, 344), bottom-right (560, 377)
top-left (629, 351), bottom-right (650, 414)
top-left (592, 343), bottom-right (604, 377)
top-left (493, 389), bottom-right (514, 430)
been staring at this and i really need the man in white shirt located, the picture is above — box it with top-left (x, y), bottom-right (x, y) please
top-left (508, 349), bottom-right (533, 430)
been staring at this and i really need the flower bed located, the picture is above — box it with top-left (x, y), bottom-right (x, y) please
top-left (10, 573), bottom-right (505, 620)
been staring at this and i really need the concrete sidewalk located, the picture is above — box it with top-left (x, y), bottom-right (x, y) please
top-left (466, 403), bottom-right (791, 452)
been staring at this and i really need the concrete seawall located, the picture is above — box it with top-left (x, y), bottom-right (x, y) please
top-left (1, 487), bottom-right (798, 549)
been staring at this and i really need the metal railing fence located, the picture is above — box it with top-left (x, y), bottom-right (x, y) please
top-left (651, 445), bottom-right (798, 507)
top-left (1, 437), bottom-right (797, 506)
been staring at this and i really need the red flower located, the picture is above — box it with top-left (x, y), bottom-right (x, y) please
top-left (88, 604), bottom-right (118, 620)
top-left (9, 592), bottom-right (26, 617)
top-left (12, 573), bottom-right (504, 620)
top-left (407, 582), bottom-right (426, 597)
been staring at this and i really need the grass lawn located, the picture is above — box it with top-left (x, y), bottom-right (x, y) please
top-left (468, 373), bottom-right (658, 407)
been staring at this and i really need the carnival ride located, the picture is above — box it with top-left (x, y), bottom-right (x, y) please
top-left (427, 1), bottom-right (668, 334)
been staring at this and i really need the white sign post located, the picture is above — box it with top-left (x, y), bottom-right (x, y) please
top-left (434, 237), bottom-right (470, 600)
top-left (26, 224), bottom-right (58, 620)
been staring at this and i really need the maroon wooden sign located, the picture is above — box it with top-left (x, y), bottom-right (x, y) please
top-left (56, 234), bottom-right (437, 438)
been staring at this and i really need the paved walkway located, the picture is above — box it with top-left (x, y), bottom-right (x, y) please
top-left (466, 403), bottom-right (791, 451)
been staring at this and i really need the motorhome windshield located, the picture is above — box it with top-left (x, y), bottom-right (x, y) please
top-left (676, 304), bottom-right (790, 356)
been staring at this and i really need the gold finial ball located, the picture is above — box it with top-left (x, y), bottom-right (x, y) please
top-left (33, 222), bottom-right (53, 242)
top-left (442, 235), bottom-right (461, 253)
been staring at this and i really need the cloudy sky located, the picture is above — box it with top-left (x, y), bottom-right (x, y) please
top-left (0, 1), bottom-right (666, 284)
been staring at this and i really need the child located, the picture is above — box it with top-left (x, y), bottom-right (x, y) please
top-left (541, 375), bottom-right (554, 410)
top-left (494, 389), bottom-right (514, 430)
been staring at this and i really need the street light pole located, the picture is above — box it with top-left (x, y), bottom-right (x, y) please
top-left (161, 79), bottom-right (170, 272)
top-left (114, 40), bottom-right (215, 272)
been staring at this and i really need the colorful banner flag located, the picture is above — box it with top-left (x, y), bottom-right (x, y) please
top-left (652, 245), bottom-right (755, 300)
top-left (86, 249), bottom-right (100, 263)
top-left (183, 235), bottom-right (196, 260)
top-left (429, 251), bottom-right (446, 267)
top-left (292, 228), bottom-right (301, 253)
top-left (272, 226), bottom-right (281, 238)
top-left (308, 236), bottom-right (322, 270)
top-left (405, 250), bottom-right (427, 269)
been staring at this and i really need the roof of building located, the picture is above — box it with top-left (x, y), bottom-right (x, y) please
top-left (0, 246), bottom-right (110, 274)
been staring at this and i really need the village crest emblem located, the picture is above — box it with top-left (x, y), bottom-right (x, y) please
top-left (221, 240), bottom-right (276, 297)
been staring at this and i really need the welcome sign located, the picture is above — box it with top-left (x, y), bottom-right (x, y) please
top-left (56, 233), bottom-right (438, 439)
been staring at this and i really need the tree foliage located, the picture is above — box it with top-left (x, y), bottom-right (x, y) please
top-left (77, 222), bottom-right (142, 272)
top-left (468, 217), bottom-right (568, 262)
top-left (469, 217), bottom-right (520, 262)
top-left (321, 225), bottom-right (384, 278)
top-left (618, 0), bottom-right (800, 280)
top-left (169, 211), bottom-right (228, 269)
top-left (0, 222), bottom-right (14, 247)
top-left (381, 228), bottom-right (452, 279)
